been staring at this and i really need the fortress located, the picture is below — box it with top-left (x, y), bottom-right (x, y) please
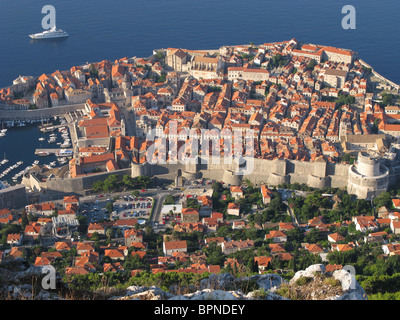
top-left (20, 150), bottom-right (397, 201)
top-left (131, 151), bottom-right (396, 200)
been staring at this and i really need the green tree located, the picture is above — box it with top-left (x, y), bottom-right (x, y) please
top-left (106, 202), bottom-right (114, 213)
top-left (106, 228), bottom-right (114, 240)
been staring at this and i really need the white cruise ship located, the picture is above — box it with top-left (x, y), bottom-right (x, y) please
top-left (29, 26), bottom-right (68, 40)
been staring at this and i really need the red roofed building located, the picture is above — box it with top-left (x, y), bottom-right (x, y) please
top-left (265, 230), bottom-right (287, 243)
top-left (327, 233), bottom-right (345, 243)
top-left (227, 203), bottom-right (240, 216)
top-left (163, 240), bottom-right (187, 257)
top-left (230, 186), bottom-right (244, 200)
top-left (391, 220), bottom-right (400, 235)
top-left (254, 256), bottom-right (273, 273)
top-left (7, 233), bottom-right (23, 246)
top-left (261, 185), bottom-right (272, 205)
top-left (104, 248), bottom-right (125, 261)
top-left (181, 208), bottom-right (199, 223)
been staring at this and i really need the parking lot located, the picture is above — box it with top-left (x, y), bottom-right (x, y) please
top-left (80, 199), bottom-right (109, 223)
top-left (111, 195), bottom-right (154, 221)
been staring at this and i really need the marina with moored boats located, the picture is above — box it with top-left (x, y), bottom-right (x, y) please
top-left (0, 116), bottom-right (74, 184)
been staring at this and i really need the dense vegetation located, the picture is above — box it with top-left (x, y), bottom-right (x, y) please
top-left (91, 174), bottom-right (151, 193)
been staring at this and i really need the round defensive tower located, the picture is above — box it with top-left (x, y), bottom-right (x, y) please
top-left (347, 152), bottom-right (389, 200)
top-left (357, 152), bottom-right (381, 176)
top-left (222, 169), bottom-right (242, 186)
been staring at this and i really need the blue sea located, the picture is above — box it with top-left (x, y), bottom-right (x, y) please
top-left (0, 0), bottom-right (400, 183)
top-left (0, 0), bottom-right (400, 87)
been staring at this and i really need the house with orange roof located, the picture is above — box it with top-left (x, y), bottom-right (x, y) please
top-left (265, 230), bottom-right (287, 243)
top-left (332, 243), bottom-right (355, 252)
top-left (76, 242), bottom-right (95, 255)
top-left (87, 223), bottom-right (106, 235)
top-left (104, 248), bottom-right (125, 261)
top-left (353, 216), bottom-right (379, 233)
top-left (63, 195), bottom-right (80, 209)
top-left (75, 251), bottom-right (99, 271)
top-left (382, 243), bottom-right (400, 255)
top-left (392, 199), bottom-right (400, 209)
top-left (221, 239), bottom-right (254, 255)
top-left (103, 262), bottom-right (124, 273)
top-left (269, 243), bottom-right (286, 254)
top-left (0, 213), bottom-right (13, 225)
top-left (227, 202), bottom-right (240, 216)
top-left (54, 241), bottom-right (72, 251)
top-left (391, 220), bottom-right (400, 235)
top-left (181, 208), bottom-right (199, 224)
top-left (124, 228), bottom-right (143, 246)
top-left (41, 251), bottom-right (63, 261)
top-left (7, 233), bottom-right (23, 246)
top-left (24, 223), bottom-right (41, 240)
top-left (65, 266), bottom-right (91, 275)
top-left (196, 195), bottom-right (212, 217)
top-left (230, 186), bottom-right (244, 200)
top-left (279, 222), bottom-right (295, 231)
top-left (130, 241), bottom-right (147, 250)
top-left (254, 256), bottom-right (273, 273)
top-left (26, 202), bottom-right (56, 216)
top-left (204, 237), bottom-right (225, 246)
top-left (35, 257), bottom-right (52, 267)
top-left (163, 240), bottom-right (187, 257)
top-left (364, 231), bottom-right (388, 244)
top-left (327, 233), bottom-right (345, 243)
top-left (305, 243), bottom-right (324, 254)
top-left (69, 153), bottom-right (118, 178)
top-left (232, 221), bottom-right (246, 230)
top-left (260, 185), bottom-right (273, 205)
top-left (131, 250), bottom-right (146, 259)
top-left (0, 208), bottom-right (11, 219)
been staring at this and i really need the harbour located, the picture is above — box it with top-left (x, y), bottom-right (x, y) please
top-left (0, 116), bottom-right (73, 185)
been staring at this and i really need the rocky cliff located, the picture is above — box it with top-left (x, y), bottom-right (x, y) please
top-left (0, 260), bottom-right (367, 300)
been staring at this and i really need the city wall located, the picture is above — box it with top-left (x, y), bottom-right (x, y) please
top-left (0, 103), bottom-right (85, 121)
top-left (0, 185), bottom-right (28, 210)
top-left (131, 156), bottom-right (352, 189)
top-left (24, 168), bottom-right (132, 198)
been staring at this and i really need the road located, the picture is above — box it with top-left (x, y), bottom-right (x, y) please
top-left (149, 189), bottom-right (182, 231)
top-left (284, 200), bottom-right (299, 226)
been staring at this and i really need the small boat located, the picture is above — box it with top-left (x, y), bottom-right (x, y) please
top-left (38, 137), bottom-right (45, 141)
top-left (37, 151), bottom-right (51, 157)
top-left (58, 157), bottom-right (67, 164)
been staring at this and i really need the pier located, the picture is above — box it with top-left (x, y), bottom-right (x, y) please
top-left (39, 124), bottom-right (69, 132)
top-left (35, 148), bottom-right (73, 156)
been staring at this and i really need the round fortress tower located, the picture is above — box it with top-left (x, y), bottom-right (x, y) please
top-left (347, 152), bottom-right (389, 200)
top-left (356, 152), bottom-right (381, 176)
